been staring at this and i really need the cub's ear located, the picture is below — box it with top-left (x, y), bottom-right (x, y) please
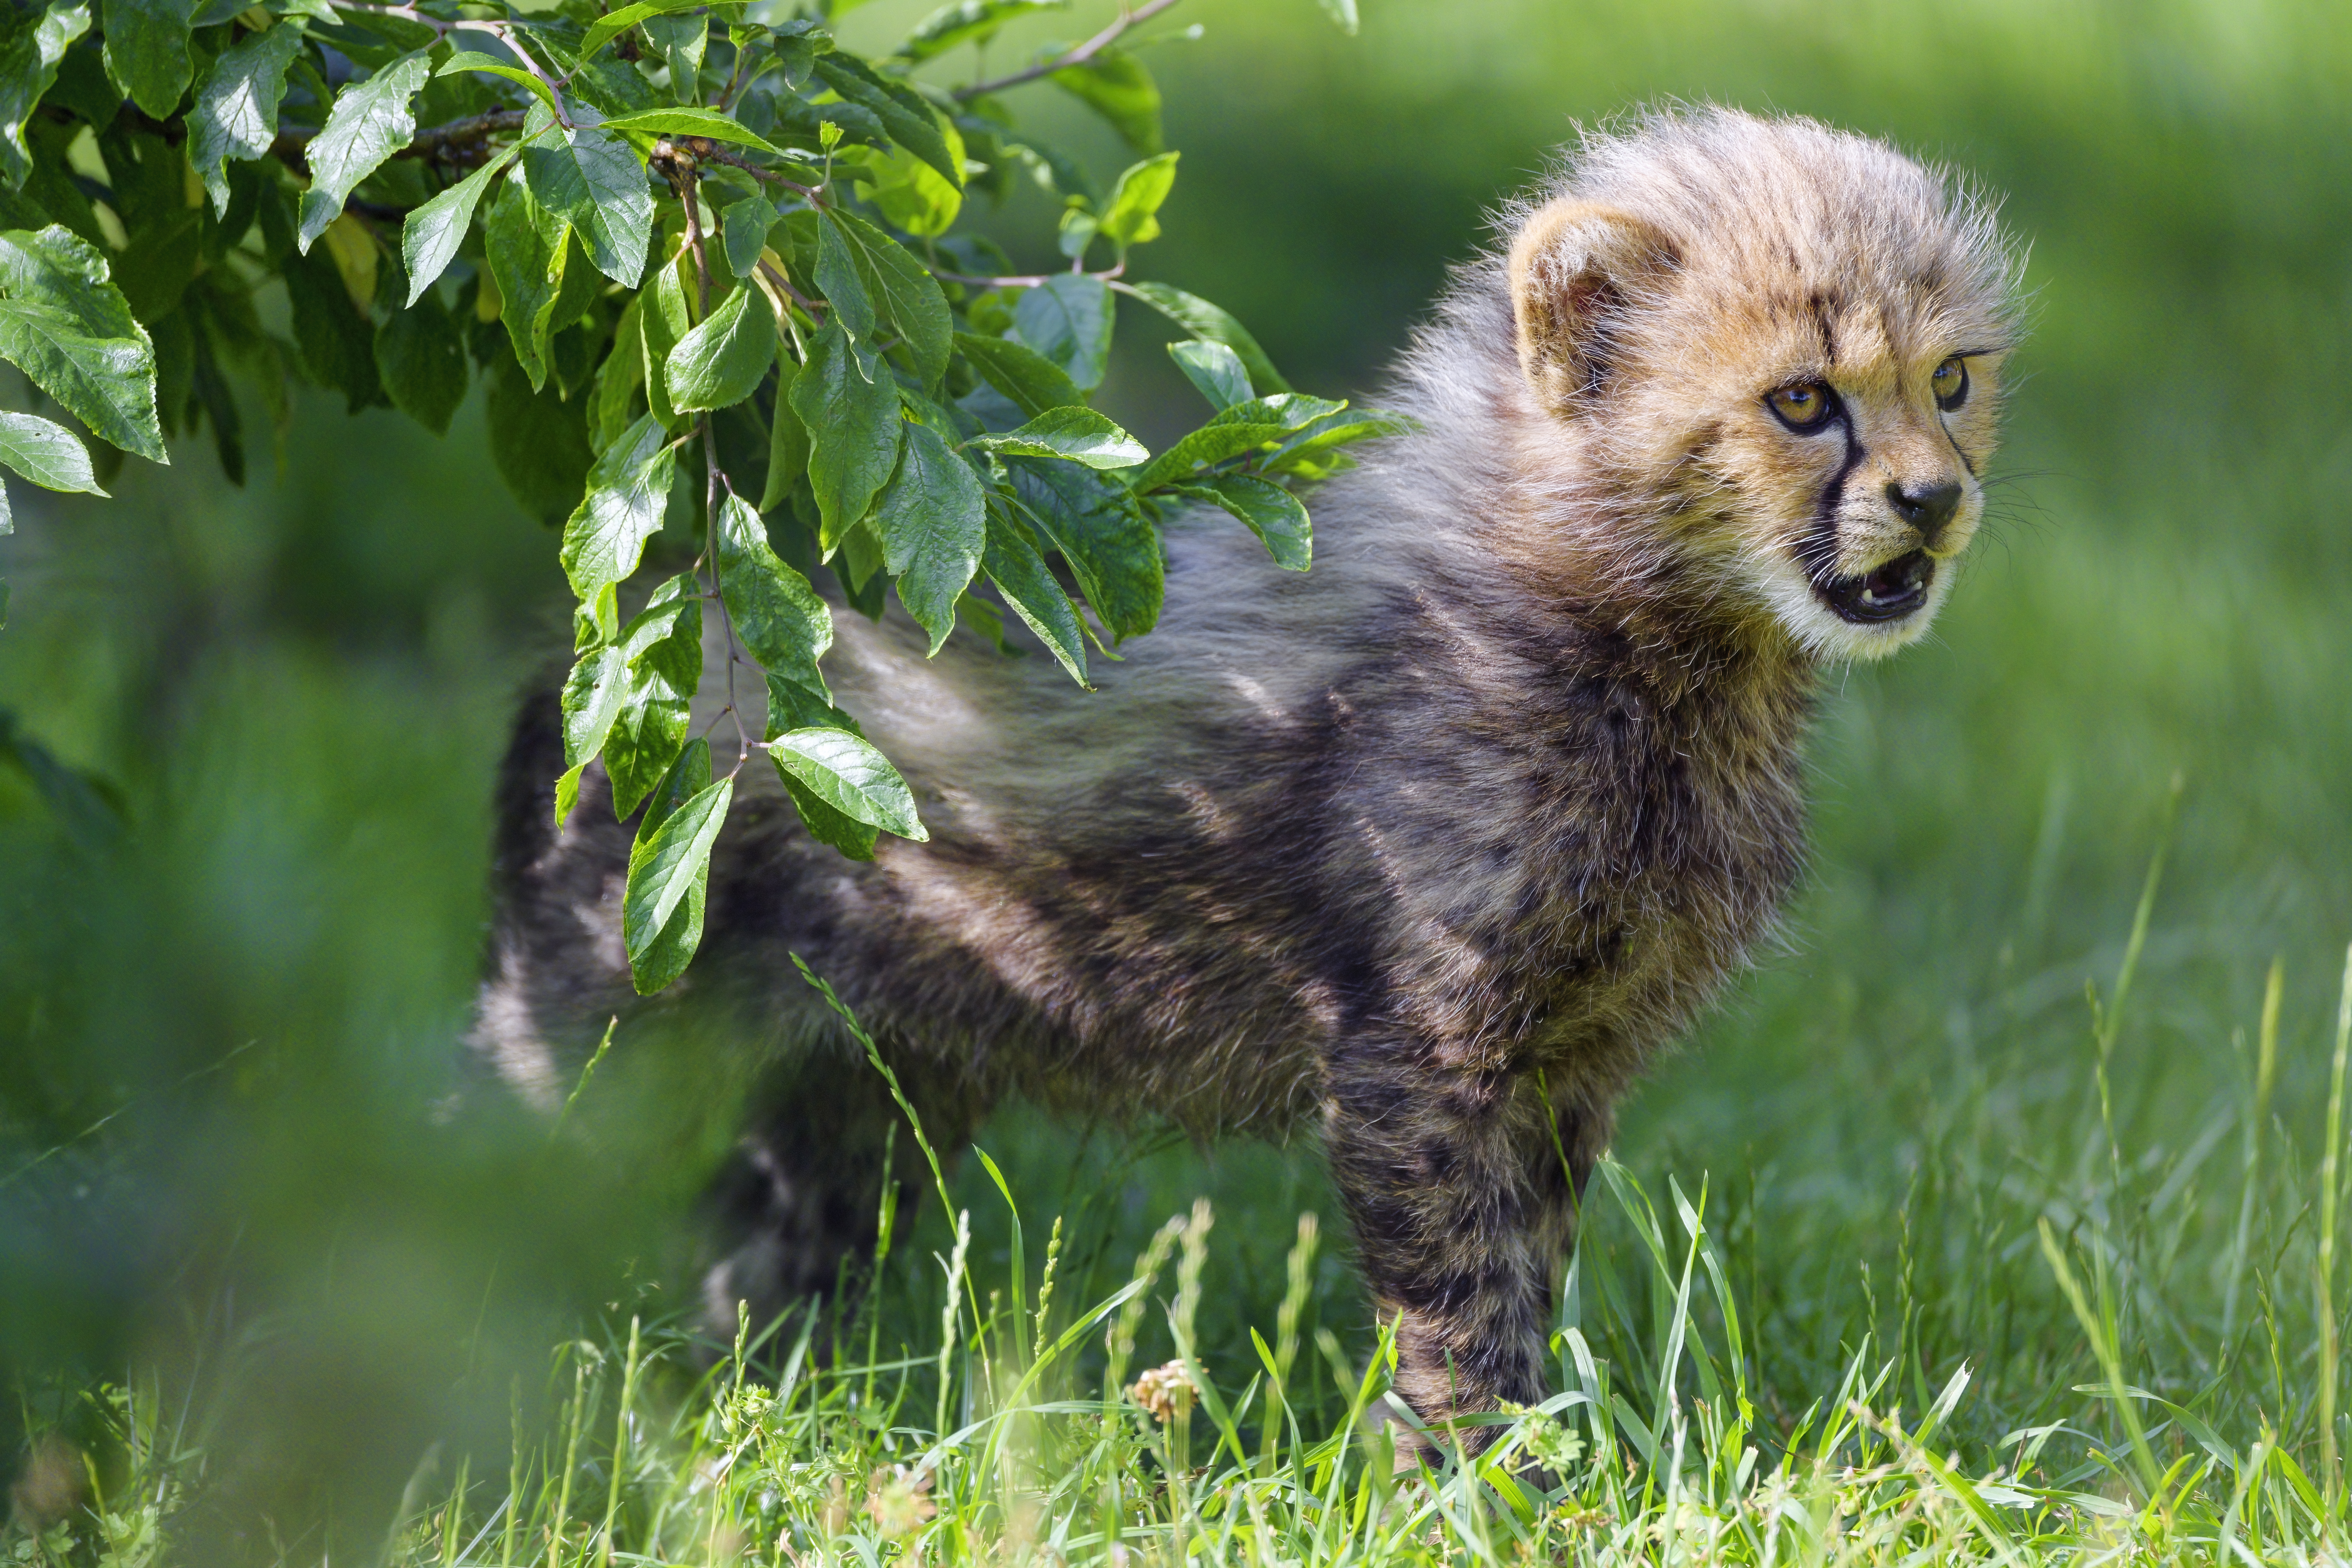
top-left (1507, 199), bottom-right (1680, 410)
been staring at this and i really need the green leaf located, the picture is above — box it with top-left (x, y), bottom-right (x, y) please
top-left (1167, 338), bottom-right (1250, 411)
top-left (1097, 150), bottom-right (1177, 249)
top-left (639, 10), bottom-right (705, 103)
top-left (872, 420), bottom-right (983, 653)
top-left (953, 330), bottom-right (1080, 418)
top-left (592, 108), bottom-right (792, 164)
top-left (603, 577), bottom-right (702, 820)
top-left (486, 346), bottom-right (592, 523)
top-left (187, 21), bottom-right (304, 216)
top-left (1178, 471), bottom-right (1310, 570)
top-left (825, 208), bottom-right (951, 390)
top-left (811, 207), bottom-right (874, 344)
top-left (0, 226), bottom-right (162, 462)
top-left (715, 492), bottom-right (832, 696)
top-left (809, 50), bottom-right (961, 189)
top-left (102, 0), bottom-right (191, 118)
top-left (897, 0), bottom-right (1061, 61)
top-left (721, 193), bottom-right (775, 280)
top-left (1121, 280), bottom-right (1290, 395)
top-left (437, 50), bottom-right (558, 117)
top-left (1012, 273), bottom-right (1111, 391)
top-left (1137, 393), bottom-right (1346, 489)
top-left (967, 405), bottom-right (1144, 470)
top-left (859, 142), bottom-right (963, 239)
top-left (296, 51), bottom-right (433, 252)
top-left (759, 340), bottom-right (807, 510)
top-left (623, 770), bottom-right (731, 992)
top-left (0, 410), bottom-right (100, 492)
top-left (592, 294), bottom-right (646, 449)
top-left (560, 412), bottom-right (678, 599)
top-left (0, 0), bottom-right (90, 190)
top-left (759, 672), bottom-right (878, 858)
top-left (982, 505), bottom-right (1086, 685)
top-left (1318, 0), bottom-right (1359, 34)
top-left (789, 316), bottom-right (901, 551)
top-left (639, 243), bottom-right (691, 426)
top-left (665, 283), bottom-right (773, 412)
top-left (578, 0), bottom-right (707, 64)
top-left (562, 573), bottom-right (693, 775)
top-left (623, 737), bottom-right (713, 991)
top-left (764, 727), bottom-right (927, 841)
top-left (484, 174), bottom-right (565, 389)
top-left (520, 104), bottom-right (654, 287)
top-left (1050, 46), bottom-right (1158, 156)
top-left (1007, 455), bottom-right (1159, 641)
top-left (402, 143), bottom-right (518, 305)
top-left (373, 284), bottom-right (468, 435)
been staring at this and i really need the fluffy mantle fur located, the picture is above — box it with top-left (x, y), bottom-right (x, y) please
top-left (475, 106), bottom-right (2024, 1437)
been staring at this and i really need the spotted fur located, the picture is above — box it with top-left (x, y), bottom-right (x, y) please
top-left (474, 106), bottom-right (2024, 1441)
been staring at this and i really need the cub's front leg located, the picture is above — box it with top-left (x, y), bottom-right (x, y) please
top-left (1321, 1037), bottom-right (1604, 1450)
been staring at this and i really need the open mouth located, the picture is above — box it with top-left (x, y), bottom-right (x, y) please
top-left (1814, 549), bottom-right (1935, 624)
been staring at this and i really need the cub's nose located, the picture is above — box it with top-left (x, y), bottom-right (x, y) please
top-left (1886, 481), bottom-right (1963, 547)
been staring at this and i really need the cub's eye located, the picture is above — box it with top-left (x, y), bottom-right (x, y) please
top-left (1766, 382), bottom-right (1835, 430)
top-left (1932, 355), bottom-right (1969, 411)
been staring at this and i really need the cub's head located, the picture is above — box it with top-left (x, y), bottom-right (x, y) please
top-left (1505, 108), bottom-right (2025, 660)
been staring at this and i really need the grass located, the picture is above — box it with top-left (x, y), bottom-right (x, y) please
top-left (15, 851), bottom-right (2352, 1565)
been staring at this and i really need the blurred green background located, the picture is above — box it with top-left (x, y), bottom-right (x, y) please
top-left (4, 0), bottom-right (2349, 1526)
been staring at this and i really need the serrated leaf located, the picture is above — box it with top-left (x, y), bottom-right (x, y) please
top-left (594, 106), bottom-right (792, 161)
top-left (759, 340), bottom-right (807, 510)
top-left (1007, 455), bottom-right (1159, 641)
top-left (520, 104), bottom-right (653, 287)
top-left (765, 726), bottom-right (926, 841)
top-left (665, 283), bottom-right (773, 412)
top-left (1097, 150), bottom-right (1177, 249)
top-left (623, 736), bottom-right (713, 990)
top-left (714, 493), bottom-right (833, 698)
top-left (774, 763), bottom-right (878, 860)
top-left (897, 0), bottom-right (1062, 61)
top-left (0, 226), bottom-right (163, 462)
top-left (1012, 272), bottom-right (1110, 391)
top-left (296, 51), bottom-right (433, 252)
top-left (560, 412), bottom-right (678, 599)
top-left (0, 410), bottom-right (99, 493)
top-left (859, 140), bottom-right (961, 238)
top-left (954, 329), bottom-right (1080, 417)
top-left (562, 572), bottom-right (696, 780)
top-left (623, 770), bottom-right (732, 992)
top-left (811, 207), bottom-right (873, 344)
top-left (639, 10), bottom-right (705, 103)
top-left (1122, 280), bottom-right (1289, 395)
top-left (1179, 472), bottom-right (1309, 570)
top-left (484, 174), bottom-right (565, 389)
top-left (578, 0), bottom-right (708, 63)
top-left (0, 0), bottom-right (88, 190)
top-left (809, 50), bottom-right (960, 189)
top-left (437, 49), bottom-right (558, 117)
top-left (592, 294), bottom-right (647, 450)
top-left (721, 193), bottom-right (776, 279)
top-left (872, 419), bottom-right (983, 654)
top-left (982, 505), bottom-right (1086, 685)
top-left (1137, 393), bottom-right (1347, 489)
top-left (373, 286), bottom-right (468, 434)
top-left (968, 405), bottom-right (1144, 470)
top-left (789, 316), bottom-right (901, 550)
top-left (402, 143), bottom-right (518, 305)
top-left (825, 207), bottom-right (951, 390)
top-left (286, 242), bottom-right (383, 411)
top-left (187, 21), bottom-right (304, 215)
top-left (102, 0), bottom-right (191, 118)
top-left (603, 578), bottom-right (702, 820)
top-left (1049, 45), bottom-right (1157, 156)
top-left (1168, 338), bottom-right (1249, 411)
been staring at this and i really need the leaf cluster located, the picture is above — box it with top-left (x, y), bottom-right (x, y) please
top-left (0, 0), bottom-right (1385, 989)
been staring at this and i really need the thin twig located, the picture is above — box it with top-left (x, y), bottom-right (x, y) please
top-left (953, 0), bottom-right (1186, 100)
top-left (927, 259), bottom-right (1124, 289)
top-left (691, 141), bottom-right (820, 197)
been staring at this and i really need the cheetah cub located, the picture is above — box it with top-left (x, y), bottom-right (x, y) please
top-left (476, 106), bottom-right (2024, 1446)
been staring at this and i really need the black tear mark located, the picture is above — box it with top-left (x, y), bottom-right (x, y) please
top-left (1801, 418), bottom-right (1867, 585)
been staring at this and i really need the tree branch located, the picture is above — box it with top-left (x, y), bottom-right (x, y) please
top-left (952, 0), bottom-right (1186, 101)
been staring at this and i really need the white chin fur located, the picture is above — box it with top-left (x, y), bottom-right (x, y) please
top-left (1747, 556), bottom-right (1951, 663)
